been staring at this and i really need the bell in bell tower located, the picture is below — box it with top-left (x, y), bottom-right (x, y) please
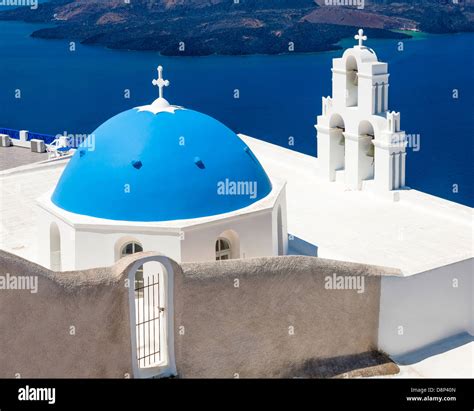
top-left (345, 55), bottom-right (359, 107)
top-left (315, 29), bottom-right (407, 195)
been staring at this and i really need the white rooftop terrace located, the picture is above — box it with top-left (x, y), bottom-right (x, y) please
top-left (240, 135), bottom-right (472, 276)
top-left (0, 138), bottom-right (472, 276)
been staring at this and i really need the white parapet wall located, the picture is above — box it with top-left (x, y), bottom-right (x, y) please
top-left (9, 130), bottom-right (31, 148)
top-left (378, 258), bottom-right (473, 357)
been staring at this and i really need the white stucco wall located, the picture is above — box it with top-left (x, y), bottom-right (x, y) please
top-left (181, 210), bottom-right (273, 262)
top-left (37, 206), bottom-right (76, 271)
top-left (42, 210), bottom-right (280, 270)
top-left (74, 230), bottom-right (182, 270)
top-left (37, 204), bottom-right (183, 270)
top-left (378, 258), bottom-right (473, 356)
top-left (36, 179), bottom-right (287, 270)
top-left (181, 187), bottom-right (287, 262)
top-left (272, 186), bottom-right (288, 256)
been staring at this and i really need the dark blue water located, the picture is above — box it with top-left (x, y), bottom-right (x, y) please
top-left (0, 20), bottom-right (472, 206)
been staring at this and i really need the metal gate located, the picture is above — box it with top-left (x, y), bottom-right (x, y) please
top-left (134, 272), bottom-right (164, 368)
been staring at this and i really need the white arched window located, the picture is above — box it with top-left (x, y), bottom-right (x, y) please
top-left (121, 242), bottom-right (144, 295)
top-left (215, 238), bottom-right (231, 260)
top-left (121, 241), bottom-right (143, 257)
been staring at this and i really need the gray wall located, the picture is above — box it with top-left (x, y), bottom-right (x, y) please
top-left (174, 256), bottom-right (394, 378)
top-left (0, 250), bottom-right (398, 378)
top-left (0, 250), bottom-right (134, 378)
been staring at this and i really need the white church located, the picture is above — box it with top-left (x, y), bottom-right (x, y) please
top-left (36, 64), bottom-right (288, 271)
top-left (36, 30), bottom-right (407, 272)
top-left (0, 29), bottom-right (471, 378)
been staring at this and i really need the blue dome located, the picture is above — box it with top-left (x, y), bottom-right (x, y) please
top-left (51, 107), bottom-right (272, 222)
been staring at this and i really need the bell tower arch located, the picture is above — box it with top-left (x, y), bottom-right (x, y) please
top-left (316, 29), bottom-right (407, 194)
top-left (345, 55), bottom-right (359, 107)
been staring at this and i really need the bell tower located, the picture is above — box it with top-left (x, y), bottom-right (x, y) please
top-left (315, 29), bottom-right (407, 193)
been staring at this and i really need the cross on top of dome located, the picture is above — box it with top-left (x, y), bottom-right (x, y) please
top-left (152, 65), bottom-right (170, 100)
top-left (136, 65), bottom-right (183, 115)
top-left (355, 29), bottom-right (367, 47)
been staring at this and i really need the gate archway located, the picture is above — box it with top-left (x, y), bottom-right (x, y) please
top-left (127, 255), bottom-right (176, 378)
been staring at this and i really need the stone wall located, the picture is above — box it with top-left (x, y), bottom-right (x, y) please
top-left (174, 256), bottom-right (396, 378)
top-left (0, 250), bottom-right (399, 378)
top-left (0, 250), bottom-right (134, 378)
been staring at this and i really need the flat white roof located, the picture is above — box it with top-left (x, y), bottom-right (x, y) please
top-left (0, 159), bottom-right (66, 262)
top-left (0, 138), bottom-right (472, 276)
top-left (377, 334), bottom-right (473, 378)
top-left (241, 135), bottom-right (473, 276)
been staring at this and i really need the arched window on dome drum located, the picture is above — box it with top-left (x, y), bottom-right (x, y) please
top-left (121, 242), bottom-right (144, 297)
top-left (215, 238), bottom-right (231, 261)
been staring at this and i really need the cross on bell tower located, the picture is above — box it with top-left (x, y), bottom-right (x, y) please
top-left (152, 65), bottom-right (170, 100)
top-left (354, 29), bottom-right (367, 47)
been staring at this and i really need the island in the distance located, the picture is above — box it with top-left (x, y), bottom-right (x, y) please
top-left (0, 0), bottom-right (473, 56)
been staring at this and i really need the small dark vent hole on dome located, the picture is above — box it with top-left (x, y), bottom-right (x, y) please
top-left (194, 156), bottom-right (205, 169)
top-left (132, 160), bottom-right (143, 170)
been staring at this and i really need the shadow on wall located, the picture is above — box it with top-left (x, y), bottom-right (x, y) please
top-left (392, 332), bottom-right (474, 366)
top-left (284, 351), bottom-right (399, 378)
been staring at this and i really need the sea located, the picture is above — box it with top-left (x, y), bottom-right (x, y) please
top-left (0, 16), bottom-right (472, 206)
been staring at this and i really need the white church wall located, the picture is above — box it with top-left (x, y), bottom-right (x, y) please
top-left (373, 144), bottom-right (393, 191)
top-left (37, 184), bottom-right (284, 271)
top-left (180, 210), bottom-right (274, 263)
top-left (358, 75), bottom-right (373, 114)
top-left (73, 230), bottom-right (113, 270)
top-left (48, 205), bottom-right (278, 269)
top-left (134, 232), bottom-right (182, 263)
top-left (272, 186), bottom-right (288, 256)
top-left (36, 206), bottom-right (53, 269)
top-left (331, 58), bottom-right (346, 106)
top-left (36, 176), bottom-right (286, 269)
top-left (36, 208), bottom-right (76, 271)
top-left (344, 136), bottom-right (360, 189)
top-left (73, 229), bottom-right (182, 270)
top-left (378, 258), bottom-right (473, 356)
top-left (315, 125), bottom-right (333, 181)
